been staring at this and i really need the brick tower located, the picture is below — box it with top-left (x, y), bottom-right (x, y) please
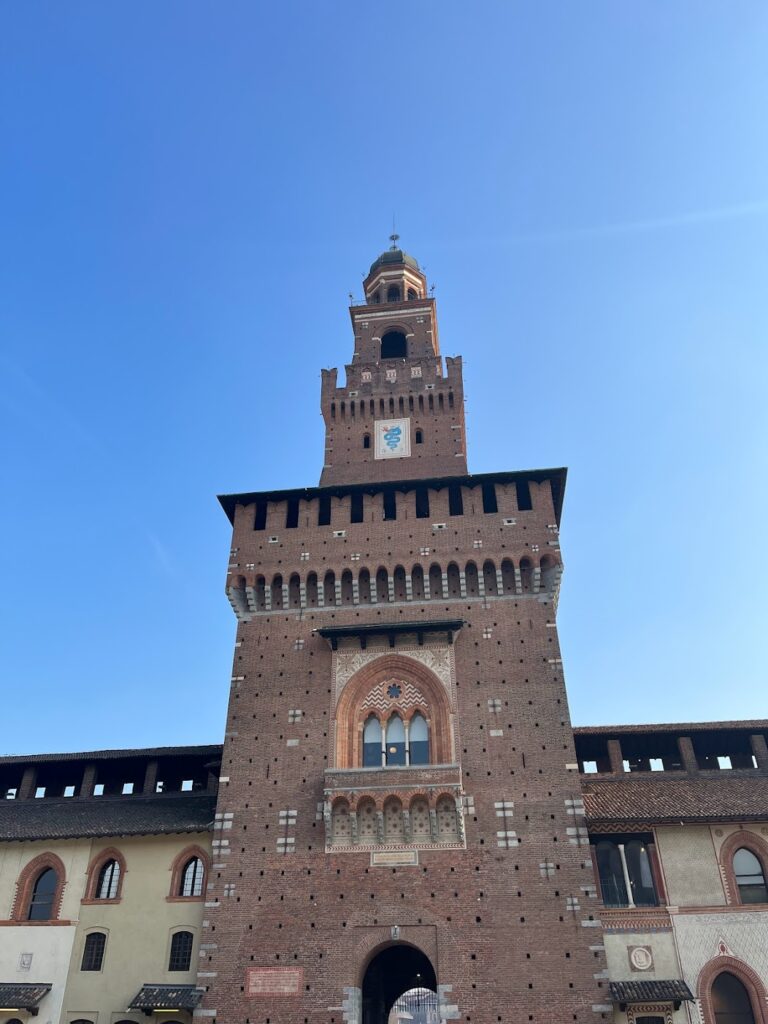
top-left (205, 242), bottom-right (610, 1024)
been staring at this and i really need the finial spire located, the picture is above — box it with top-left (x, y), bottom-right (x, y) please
top-left (389, 214), bottom-right (399, 250)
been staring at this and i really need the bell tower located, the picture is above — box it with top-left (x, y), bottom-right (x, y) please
top-left (320, 237), bottom-right (467, 485)
top-left (208, 240), bottom-right (610, 1024)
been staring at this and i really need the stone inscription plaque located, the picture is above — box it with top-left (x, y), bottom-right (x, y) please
top-left (371, 850), bottom-right (419, 867)
top-left (246, 966), bottom-right (304, 996)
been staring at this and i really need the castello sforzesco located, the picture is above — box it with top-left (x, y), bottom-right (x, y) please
top-left (1, 242), bottom-right (767, 1024)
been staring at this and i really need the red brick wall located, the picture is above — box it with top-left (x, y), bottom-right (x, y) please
top-left (202, 471), bottom-right (610, 1023)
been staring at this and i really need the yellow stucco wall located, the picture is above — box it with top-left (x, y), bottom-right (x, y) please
top-left (62, 832), bottom-right (209, 1024)
top-left (0, 831), bottom-right (210, 1024)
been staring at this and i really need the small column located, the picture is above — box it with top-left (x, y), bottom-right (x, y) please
top-left (18, 766), bottom-right (37, 800)
top-left (751, 733), bottom-right (768, 769)
top-left (376, 811), bottom-right (385, 845)
top-left (143, 759), bottom-right (159, 795)
top-left (352, 579), bottom-right (360, 606)
top-left (299, 581), bottom-right (307, 609)
top-left (429, 808), bottom-right (439, 844)
top-left (334, 580), bottom-right (342, 606)
top-left (264, 586), bottom-right (272, 611)
top-left (532, 567), bottom-right (542, 594)
top-left (423, 575), bottom-right (431, 600)
top-left (405, 573), bottom-right (413, 600)
top-left (79, 763), bottom-right (98, 799)
top-left (495, 568), bottom-right (505, 595)
top-left (459, 571), bottom-right (467, 598)
top-left (245, 586), bottom-right (257, 613)
top-left (402, 809), bottom-right (411, 843)
top-left (350, 810), bottom-right (359, 846)
top-left (282, 583), bottom-right (290, 609)
top-left (617, 843), bottom-right (635, 908)
top-left (387, 576), bottom-right (395, 603)
top-left (454, 795), bottom-right (465, 843)
top-left (441, 571), bottom-right (449, 598)
top-left (513, 567), bottom-right (522, 595)
top-left (607, 739), bottom-right (624, 775)
top-left (678, 736), bottom-right (699, 775)
top-left (477, 574), bottom-right (486, 598)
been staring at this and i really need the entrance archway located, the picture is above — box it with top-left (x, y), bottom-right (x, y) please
top-left (362, 943), bottom-right (437, 1024)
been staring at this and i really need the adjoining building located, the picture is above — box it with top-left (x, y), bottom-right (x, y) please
top-left (0, 746), bottom-right (218, 1024)
top-left (1, 243), bottom-right (766, 1024)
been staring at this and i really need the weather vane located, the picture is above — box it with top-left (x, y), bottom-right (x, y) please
top-left (390, 214), bottom-right (399, 250)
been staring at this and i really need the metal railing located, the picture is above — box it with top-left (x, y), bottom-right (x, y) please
top-left (348, 294), bottom-right (434, 308)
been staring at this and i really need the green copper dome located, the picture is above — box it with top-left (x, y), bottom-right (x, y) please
top-left (368, 247), bottom-right (420, 276)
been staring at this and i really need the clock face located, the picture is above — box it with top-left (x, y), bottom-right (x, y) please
top-left (374, 418), bottom-right (411, 459)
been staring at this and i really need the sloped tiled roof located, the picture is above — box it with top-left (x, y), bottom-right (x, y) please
top-left (0, 744), bottom-right (221, 766)
top-left (583, 775), bottom-right (768, 826)
top-left (609, 979), bottom-right (693, 1004)
top-left (0, 982), bottom-right (51, 1008)
top-left (574, 720), bottom-right (768, 735)
top-left (0, 794), bottom-right (216, 842)
top-left (129, 984), bottom-right (204, 1010)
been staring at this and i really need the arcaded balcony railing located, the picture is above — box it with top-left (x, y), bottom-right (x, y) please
top-left (324, 764), bottom-right (464, 851)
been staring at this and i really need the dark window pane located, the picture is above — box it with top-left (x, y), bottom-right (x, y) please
top-left (595, 843), bottom-right (627, 908)
top-left (712, 971), bottom-right (756, 1023)
top-left (386, 716), bottom-right (406, 766)
top-left (363, 717), bottom-right (382, 768)
top-left (28, 868), bottom-right (57, 921)
top-left (81, 932), bottom-right (106, 971)
top-left (409, 715), bottom-right (430, 765)
top-left (169, 930), bottom-right (194, 972)
top-left (625, 841), bottom-right (659, 907)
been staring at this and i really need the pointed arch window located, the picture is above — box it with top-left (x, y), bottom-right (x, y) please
top-left (28, 867), bottom-right (58, 921)
top-left (363, 716), bottom-right (382, 768)
top-left (409, 714), bottom-right (429, 765)
top-left (733, 848), bottom-right (768, 904)
top-left (386, 715), bottom-right (406, 766)
top-left (95, 859), bottom-right (121, 900)
top-left (180, 856), bottom-right (204, 897)
top-left (712, 972), bottom-right (757, 1023)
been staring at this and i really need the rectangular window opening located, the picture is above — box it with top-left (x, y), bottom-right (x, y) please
top-left (448, 485), bottom-right (464, 516)
top-left (285, 499), bottom-right (299, 529)
top-left (516, 480), bottom-right (532, 511)
top-left (415, 487), bottom-right (430, 519)
top-left (383, 489), bottom-right (397, 521)
top-left (481, 482), bottom-right (498, 514)
top-left (253, 500), bottom-right (268, 531)
top-left (318, 495), bottom-right (331, 526)
top-left (350, 493), bottom-right (364, 524)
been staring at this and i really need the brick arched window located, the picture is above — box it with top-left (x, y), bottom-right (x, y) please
top-left (11, 851), bottom-right (67, 922)
top-left (719, 831), bottom-right (768, 906)
top-left (83, 847), bottom-right (126, 904)
top-left (334, 655), bottom-right (453, 769)
top-left (698, 955), bottom-right (768, 1024)
top-left (167, 845), bottom-right (210, 902)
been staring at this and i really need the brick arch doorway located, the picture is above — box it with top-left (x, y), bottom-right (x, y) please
top-left (362, 942), bottom-right (437, 1024)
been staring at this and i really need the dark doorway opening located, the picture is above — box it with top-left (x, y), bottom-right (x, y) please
top-left (362, 943), bottom-right (437, 1024)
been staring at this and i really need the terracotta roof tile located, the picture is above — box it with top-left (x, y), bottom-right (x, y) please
top-left (582, 775), bottom-right (768, 825)
top-left (0, 794), bottom-right (215, 841)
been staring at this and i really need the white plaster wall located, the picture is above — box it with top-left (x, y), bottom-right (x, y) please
top-left (673, 911), bottom-right (768, 1024)
top-left (656, 827), bottom-right (725, 907)
top-left (0, 924), bottom-right (76, 1024)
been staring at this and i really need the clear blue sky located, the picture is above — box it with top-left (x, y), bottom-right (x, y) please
top-left (2, 3), bottom-right (767, 755)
